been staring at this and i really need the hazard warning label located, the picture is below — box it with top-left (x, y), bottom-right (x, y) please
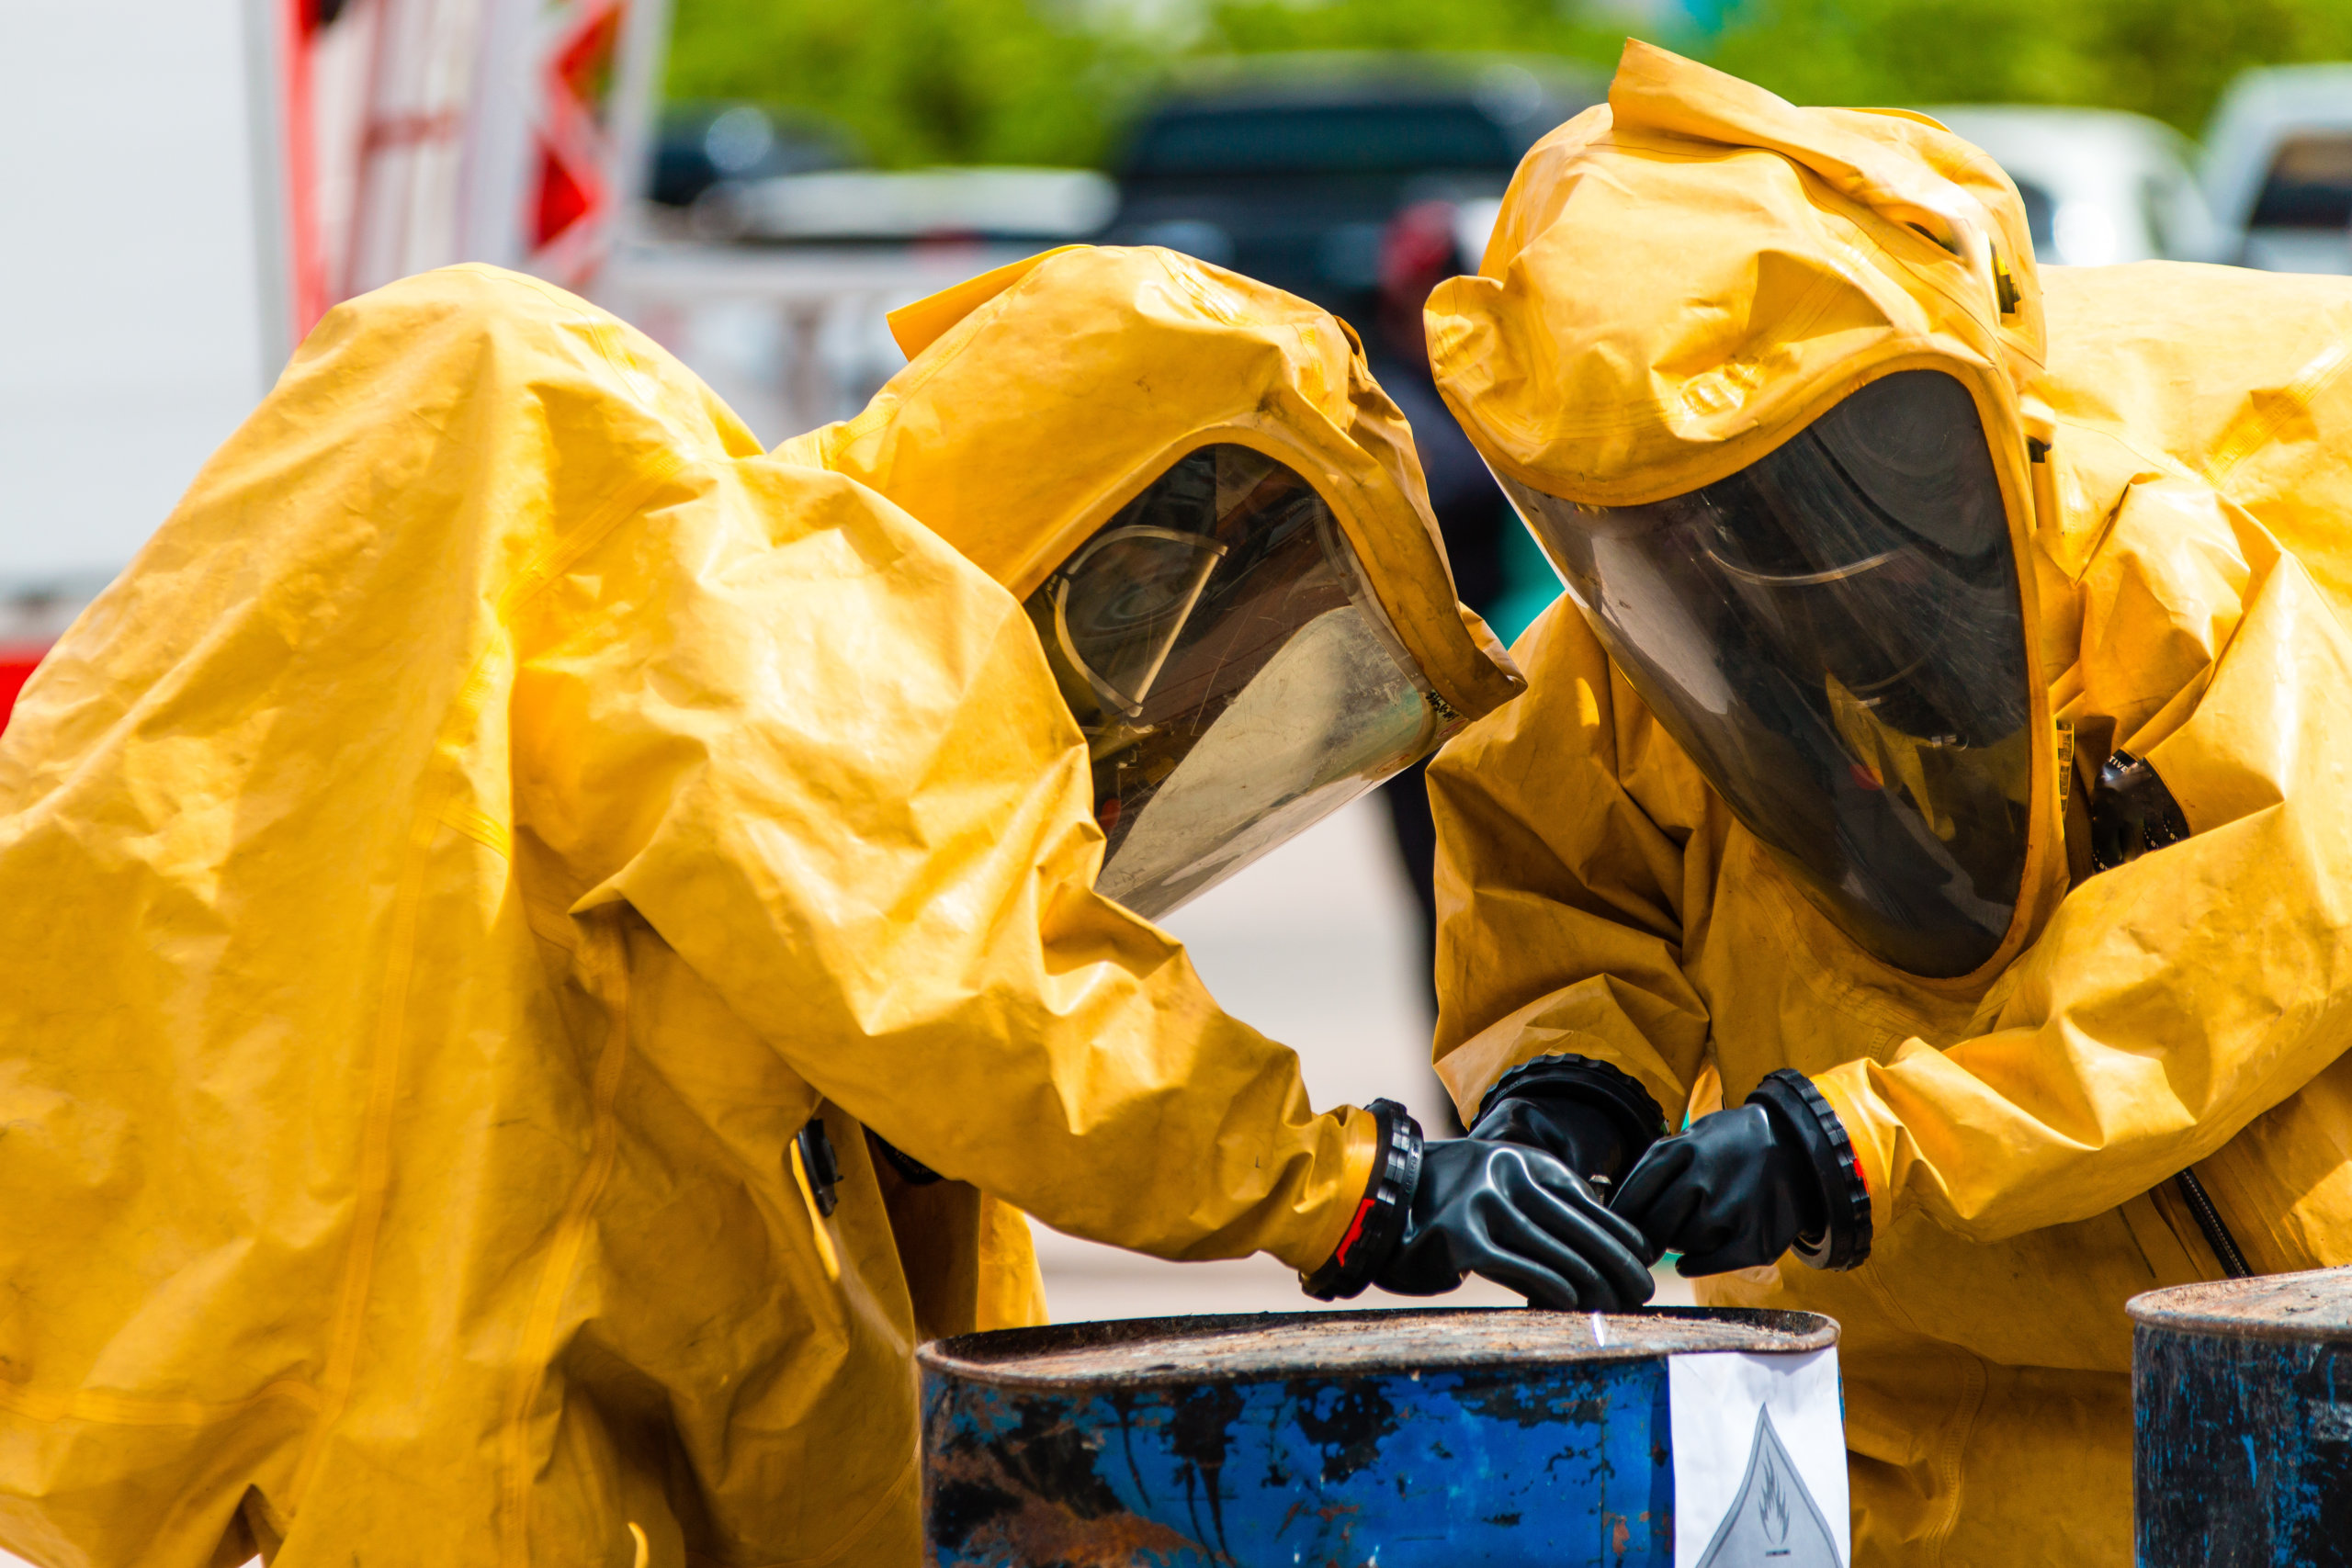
top-left (1668, 1348), bottom-right (1849, 1567)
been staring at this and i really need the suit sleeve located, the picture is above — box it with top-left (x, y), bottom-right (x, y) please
top-left (1427, 599), bottom-right (1722, 1126)
top-left (516, 453), bottom-right (1374, 1275)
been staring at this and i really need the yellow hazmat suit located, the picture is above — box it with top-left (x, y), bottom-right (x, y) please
top-left (1426, 41), bottom-right (2352, 1564)
top-left (0, 255), bottom-right (1515, 1566)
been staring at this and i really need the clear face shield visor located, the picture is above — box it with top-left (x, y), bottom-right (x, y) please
top-left (1498, 369), bottom-right (2034, 977)
top-left (1027, 444), bottom-right (1451, 920)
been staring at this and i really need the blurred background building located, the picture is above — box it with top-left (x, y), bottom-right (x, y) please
top-left (9, 0), bottom-right (2352, 1325)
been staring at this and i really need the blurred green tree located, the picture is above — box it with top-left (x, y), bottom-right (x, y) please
top-left (1199, 0), bottom-right (1619, 56)
top-left (663, 0), bottom-right (1631, 167)
top-left (662, 0), bottom-right (1153, 166)
top-left (663, 0), bottom-right (2352, 167)
top-left (1712, 0), bottom-right (2352, 135)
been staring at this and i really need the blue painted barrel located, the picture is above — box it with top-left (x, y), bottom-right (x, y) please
top-left (918, 1306), bottom-right (1844, 1567)
top-left (2131, 1266), bottom-right (2352, 1567)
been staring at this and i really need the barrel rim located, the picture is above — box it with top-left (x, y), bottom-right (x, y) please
top-left (916, 1305), bottom-right (1839, 1390)
top-left (2126, 1264), bottom-right (2352, 1342)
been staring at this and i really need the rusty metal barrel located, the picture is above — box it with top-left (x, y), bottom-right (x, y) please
top-left (2132, 1266), bottom-right (2352, 1567)
top-left (918, 1306), bottom-right (1846, 1567)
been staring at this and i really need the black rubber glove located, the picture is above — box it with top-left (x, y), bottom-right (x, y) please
top-left (1610, 1071), bottom-right (1872, 1276)
top-left (1611, 1106), bottom-right (1820, 1276)
top-left (1373, 1138), bottom-right (1659, 1310)
top-left (1469, 1054), bottom-right (1670, 1198)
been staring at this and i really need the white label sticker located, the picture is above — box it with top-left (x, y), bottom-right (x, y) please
top-left (1668, 1348), bottom-right (1849, 1568)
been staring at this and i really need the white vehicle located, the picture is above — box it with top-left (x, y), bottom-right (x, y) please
top-left (2202, 64), bottom-right (2352, 274)
top-left (1923, 106), bottom-right (2225, 267)
top-left (603, 239), bottom-right (1035, 446)
top-left (695, 166), bottom-right (1116, 245)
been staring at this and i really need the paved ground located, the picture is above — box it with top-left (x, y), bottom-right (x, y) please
top-left (1031, 794), bottom-right (1693, 1320)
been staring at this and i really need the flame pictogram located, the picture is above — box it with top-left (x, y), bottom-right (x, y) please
top-left (1759, 1453), bottom-right (1791, 1546)
top-left (1695, 1405), bottom-right (1838, 1567)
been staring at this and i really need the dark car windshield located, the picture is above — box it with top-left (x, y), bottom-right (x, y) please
top-left (2249, 133), bottom-right (2352, 228)
top-left (2012, 178), bottom-right (2056, 257)
top-left (1125, 103), bottom-right (1519, 178)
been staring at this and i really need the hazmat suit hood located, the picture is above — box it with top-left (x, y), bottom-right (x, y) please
top-left (786, 244), bottom-right (1525, 915)
top-left (1429, 40), bottom-right (2068, 983)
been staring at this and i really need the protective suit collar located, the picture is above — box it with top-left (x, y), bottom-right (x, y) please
top-left (1429, 41), bottom-right (2068, 984)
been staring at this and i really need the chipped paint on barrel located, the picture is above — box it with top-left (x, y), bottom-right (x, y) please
top-left (917, 1305), bottom-right (1837, 1567)
top-left (2130, 1266), bottom-right (2352, 1568)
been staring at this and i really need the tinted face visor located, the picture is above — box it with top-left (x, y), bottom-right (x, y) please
top-left (1029, 445), bottom-right (1448, 919)
top-left (1498, 370), bottom-right (2033, 976)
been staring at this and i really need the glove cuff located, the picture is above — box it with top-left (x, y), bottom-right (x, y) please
top-left (1474, 1053), bottom-right (1670, 1163)
top-left (1748, 1070), bottom-right (1872, 1270)
top-left (1299, 1099), bottom-right (1424, 1301)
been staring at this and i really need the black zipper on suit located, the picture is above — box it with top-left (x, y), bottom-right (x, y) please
top-left (2173, 1168), bottom-right (2252, 1279)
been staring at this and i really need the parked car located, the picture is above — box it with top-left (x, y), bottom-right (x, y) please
top-left (1924, 106), bottom-right (2224, 266)
top-left (650, 103), bottom-right (858, 210)
top-left (705, 167), bottom-right (1117, 245)
top-left (2201, 64), bottom-right (2352, 274)
top-left (1107, 53), bottom-right (1600, 317)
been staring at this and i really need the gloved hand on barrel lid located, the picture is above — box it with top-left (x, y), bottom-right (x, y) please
top-left (1290, 1095), bottom-right (1659, 1311)
top-left (1294, 1048), bottom-right (1665, 1311)
top-left (1419, 39), bottom-right (2352, 1565)
top-left (0, 243), bottom-right (1655, 1568)
top-left (1376, 1049), bottom-right (1673, 1300)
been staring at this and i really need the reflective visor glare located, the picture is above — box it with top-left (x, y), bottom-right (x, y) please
top-left (1026, 445), bottom-right (1443, 919)
top-left (1500, 370), bottom-right (2033, 977)
top-left (1051, 526), bottom-right (1226, 717)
